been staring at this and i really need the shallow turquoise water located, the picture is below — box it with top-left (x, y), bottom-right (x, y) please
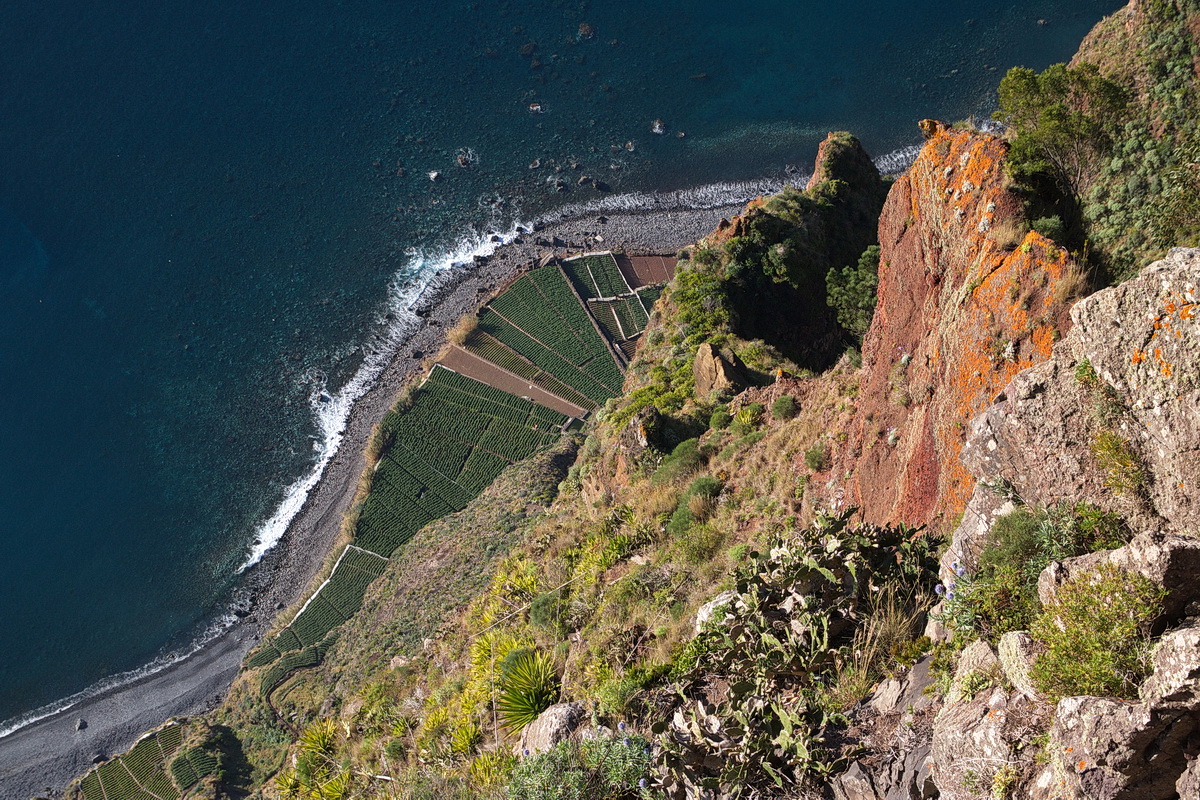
top-left (0, 0), bottom-right (1120, 729)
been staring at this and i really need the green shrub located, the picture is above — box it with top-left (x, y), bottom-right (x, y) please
top-left (530, 590), bottom-right (568, 636)
top-left (771, 395), bottom-right (798, 420)
top-left (941, 504), bottom-right (1133, 643)
top-left (660, 509), bottom-right (938, 792)
top-left (665, 504), bottom-right (694, 539)
top-left (1030, 215), bottom-right (1066, 243)
top-left (969, 564), bottom-right (1041, 641)
top-left (1091, 430), bottom-right (1146, 495)
top-left (1030, 564), bottom-right (1164, 700)
top-left (709, 406), bottom-right (732, 430)
top-left (685, 475), bottom-right (721, 499)
top-left (804, 441), bottom-right (831, 471)
top-left (729, 403), bottom-right (765, 436)
top-left (826, 245), bottom-right (881, 339)
top-left (978, 509), bottom-right (1042, 577)
top-left (497, 650), bottom-right (560, 732)
top-left (506, 733), bottom-right (651, 800)
top-left (652, 438), bottom-right (703, 485)
top-left (676, 523), bottom-right (725, 565)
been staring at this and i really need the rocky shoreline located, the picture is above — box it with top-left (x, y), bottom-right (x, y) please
top-left (0, 202), bottom-right (743, 800)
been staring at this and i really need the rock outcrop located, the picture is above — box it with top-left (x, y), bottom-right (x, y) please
top-left (831, 121), bottom-right (1081, 531)
top-left (514, 702), bottom-right (584, 756)
top-left (1032, 623), bottom-right (1200, 799)
top-left (910, 248), bottom-right (1200, 799)
top-left (960, 247), bottom-right (1200, 534)
top-left (692, 343), bottom-right (746, 399)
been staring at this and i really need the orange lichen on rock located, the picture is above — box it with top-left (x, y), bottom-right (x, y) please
top-left (831, 122), bottom-right (1080, 531)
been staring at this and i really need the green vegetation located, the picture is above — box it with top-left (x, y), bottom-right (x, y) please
top-left (657, 510), bottom-right (937, 795)
top-left (1030, 563), bottom-right (1165, 700)
top-left (589, 296), bottom-right (651, 343)
top-left (506, 732), bottom-right (652, 800)
top-left (245, 365), bottom-right (572, 694)
top-left (464, 329), bottom-right (597, 411)
top-left (561, 253), bottom-right (632, 300)
top-left (996, 63), bottom-right (1127, 200)
top-left (78, 724), bottom-right (186, 800)
top-left (478, 264), bottom-right (624, 403)
top-left (995, 1), bottom-right (1200, 278)
top-left (496, 649), bottom-right (560, 731)
top-left (1091, 430), bottom-right (1147, 495)
top-left (825, 244), bottom-right (881, 340)
top-left (937, 504), bottom-right (1132, 643)
top-left (771, 394), bottom-right (797, 420)
top-left (804, 440), bottom-right (831, 471)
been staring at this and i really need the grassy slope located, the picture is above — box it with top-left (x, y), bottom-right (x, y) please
top-left (1071, 0), bottom-right (1200, 277)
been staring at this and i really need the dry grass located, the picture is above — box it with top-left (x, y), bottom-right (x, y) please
top-left (818, 585), bottom-right (931, 712)
top-left (989, 217), bottom-right (1028, 251)
top-left (1052, 263), bottom-right (1090, 304)
top-left (365, 422), bottom-right (393, 467)
top-left (688, 493), bottom-right (718, 523)
top-left (447, 313), bottom-right (478, 346)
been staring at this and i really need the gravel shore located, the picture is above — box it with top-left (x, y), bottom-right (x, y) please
top-left (0, 202), bottom-right (742, 800)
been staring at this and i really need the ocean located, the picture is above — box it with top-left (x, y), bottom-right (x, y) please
top-left (0, 0), bottom-right (1119, 734)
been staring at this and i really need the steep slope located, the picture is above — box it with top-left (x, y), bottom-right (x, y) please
top-left (820, 121), bottom-right (1084, 532)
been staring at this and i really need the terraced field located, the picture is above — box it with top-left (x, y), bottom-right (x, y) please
top-left (476, 263), bottom-right (624, 403)
top-left (79, 724), bottom-right (184, 800)
top-left (561, 252), bottom-right (632, 299)
top-left (237, 253), bottom-right (669, 701)
top-left (244, 367), bottom-right (568, 684)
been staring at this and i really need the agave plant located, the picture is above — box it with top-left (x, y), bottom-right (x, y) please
top-left (496, 648), bottom-right (559, 731)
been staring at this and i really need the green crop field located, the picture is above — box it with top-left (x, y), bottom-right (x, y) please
top-left (252, 368), bottom-right (568, 693)
top-left (82, 726), bottom-right (184, 800)
top-left (561, 253), bottom-right (630, 299)
top-left (637, 283), bottom-right (664, 308)
top-left (476, 264), bottom-right (624, 400)
top-left (463, 330), bottom-right (596, 411)
top-left (589, 296), bottom-right (651, 344)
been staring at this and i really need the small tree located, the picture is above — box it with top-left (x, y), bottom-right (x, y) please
top-left (826, 245), bottom-right (880, 340)
top-left (994, 62), bottom-right (1127, 198)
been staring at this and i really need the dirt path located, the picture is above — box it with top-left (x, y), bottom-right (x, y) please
top-left (439, 347), bottom-right (589, 419)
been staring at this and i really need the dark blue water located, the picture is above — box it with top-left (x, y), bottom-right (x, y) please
top-left (0, 0), bottom-right (1119, 730)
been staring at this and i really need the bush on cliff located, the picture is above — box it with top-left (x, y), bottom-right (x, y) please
top-left (1031, 563), bottom-right (1164, 701)
top-left (825, 244), bottom-right (881, 341)
top-left (996, 62), bottom-right (1127, 198)
top-left (939, 504), bottom-right (1132, 643)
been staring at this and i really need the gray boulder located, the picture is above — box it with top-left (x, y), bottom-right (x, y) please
top-left (514, 702), bottom-right (584, 757)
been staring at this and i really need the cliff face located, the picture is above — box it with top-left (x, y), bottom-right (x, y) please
top-left (828, 121), bottom-right (1081, 531)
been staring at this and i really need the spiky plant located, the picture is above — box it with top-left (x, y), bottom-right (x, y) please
top-left (496, 649), bottom-right (559, 732)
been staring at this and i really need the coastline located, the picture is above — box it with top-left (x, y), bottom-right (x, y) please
top-left (0, 202), bottom-right (743, 800)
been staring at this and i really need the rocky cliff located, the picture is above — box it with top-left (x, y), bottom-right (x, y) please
top-left (822, 121), bottom-right (1082, 532)
top-left (831, 247), bottom-right (1200, 800)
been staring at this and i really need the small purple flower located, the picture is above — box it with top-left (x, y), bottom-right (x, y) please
top-left (947, 590), bottom-right (956, 600)
top-left (639, 778), bottom-right (648, 789)
top-left (618, 721), bottom-right (626, 732)
top-left (953, 561), bottom-right (966, 577)
top-left (948, 581), bottom-right (956, 592)
top-left (623, 737), bottom-right (631, 746)
top-left (935, 584), bottom-right (946, 596)
top-left (523, 748), bottom-right (530, 756)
